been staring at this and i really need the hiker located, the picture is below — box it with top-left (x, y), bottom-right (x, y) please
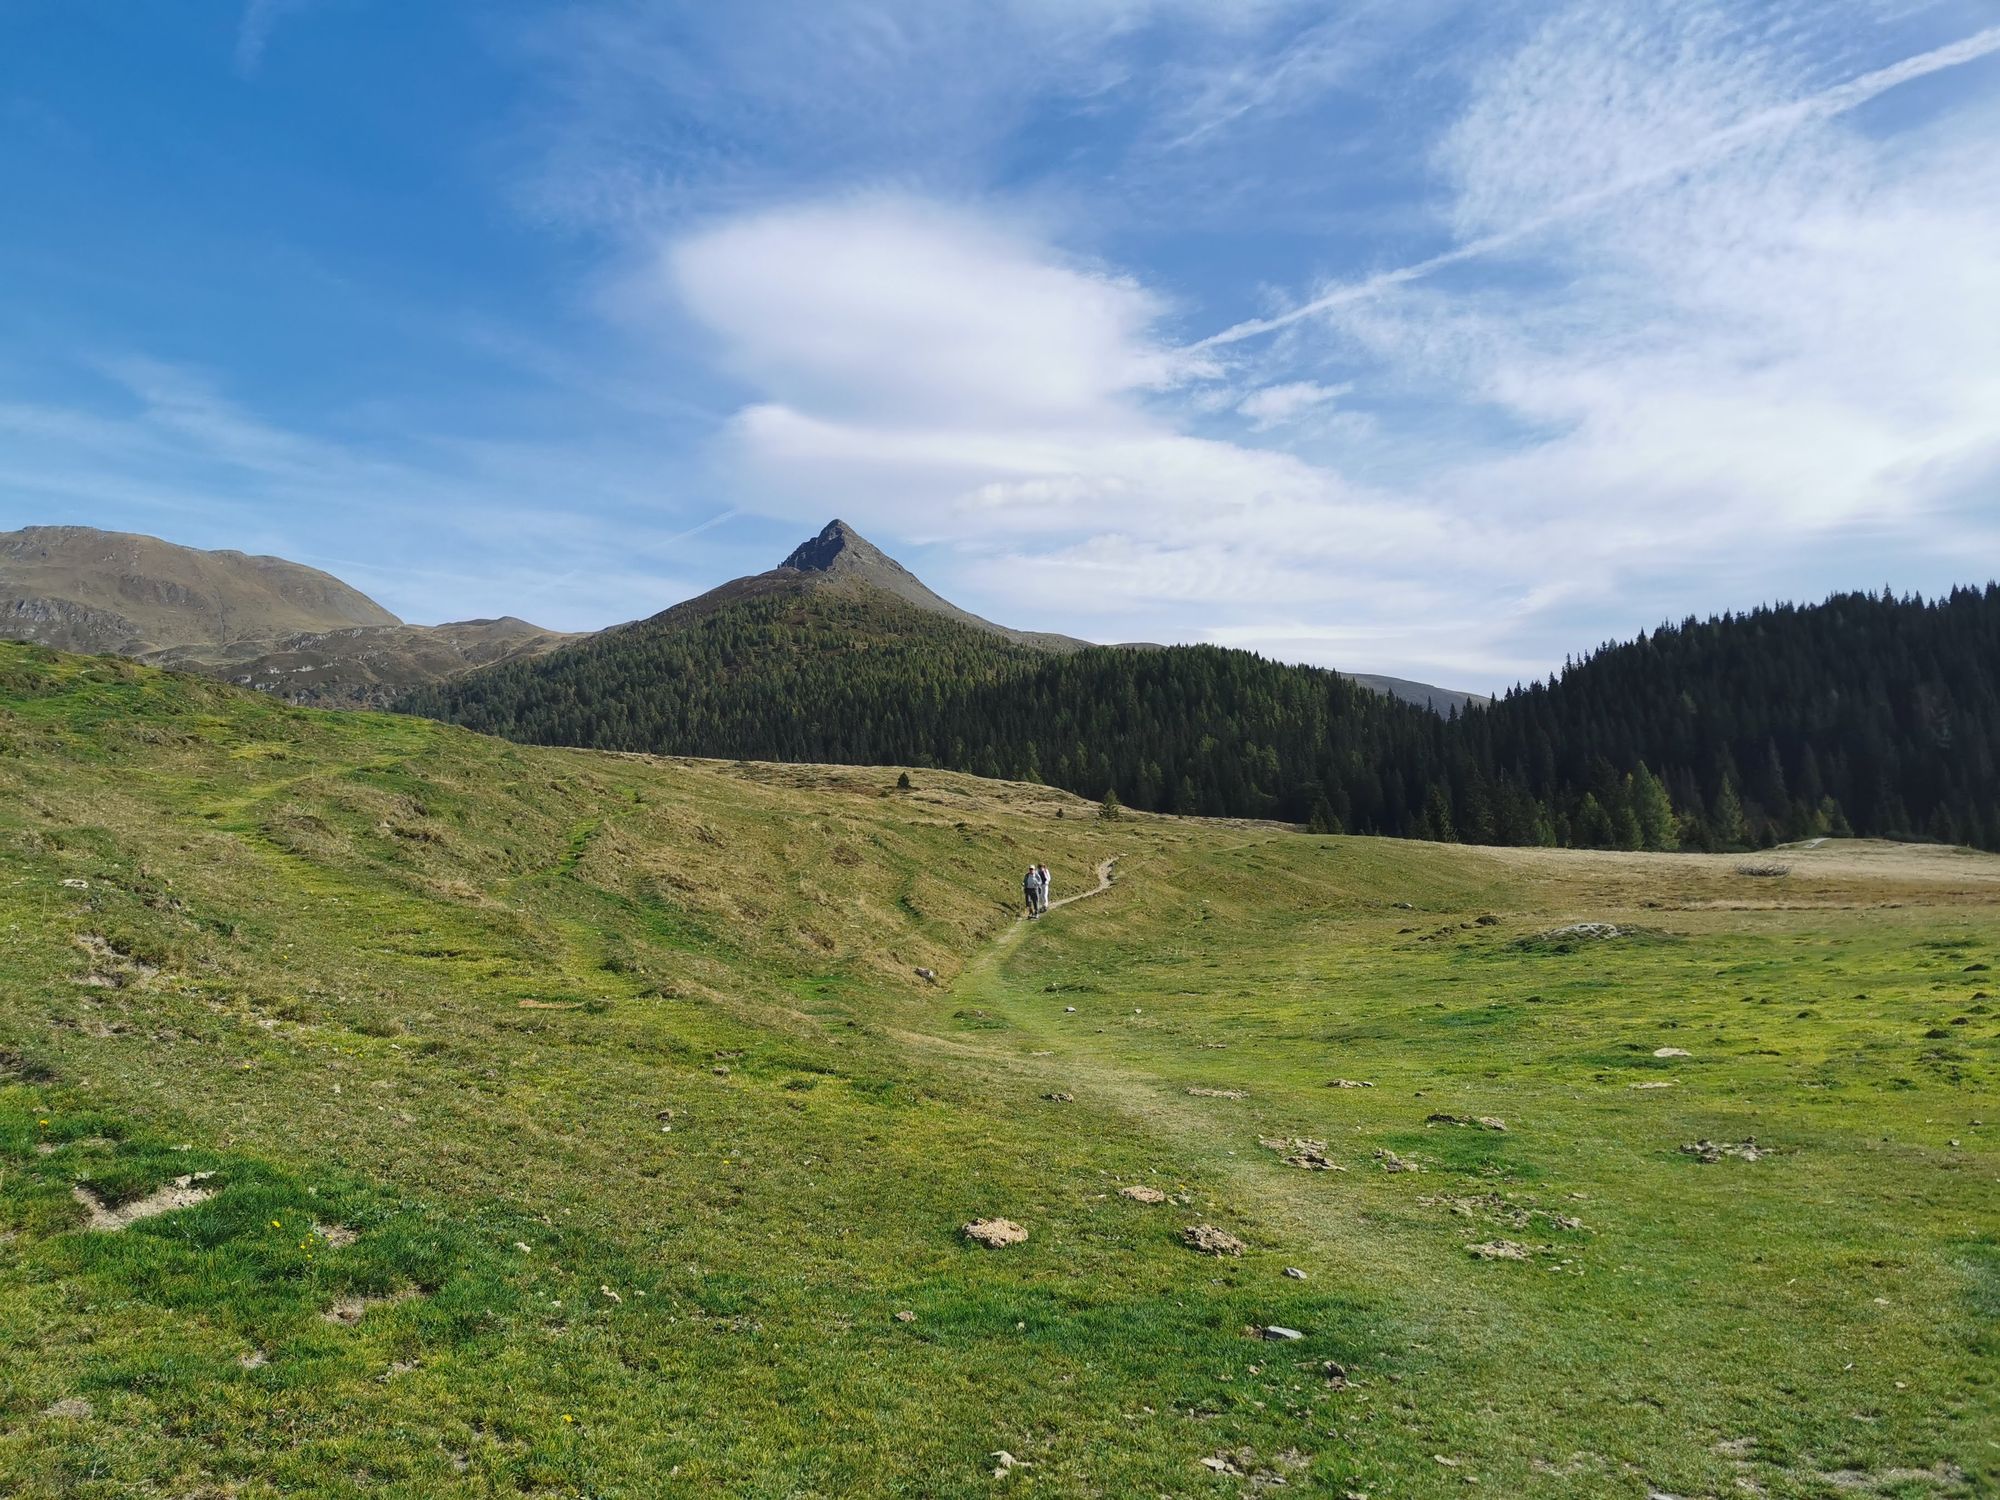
top-left (1023, 865), bottom-right (1041, 919)
top-left (1037, 862), bottom-right (1053, 912)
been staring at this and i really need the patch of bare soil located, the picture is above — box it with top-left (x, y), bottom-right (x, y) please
top-left (1325, 1078), bottom-right (1375, 1088)
top-left (1465, 1239), bottom-right (1536, 1261)
top-left (1372, 1148), bottom-right (1420, 1173)
top-left (517, 999), bottom-right (584, 1010)
top-left (1425, 1113), bottom-right (1507, 1131)
top-left (313, 1222), bottom-right (359, 1247)
top-left (1200, 1447), bottom-right (1309, 1485)
top-left (962, 1217), bottom-right (1028, 1248)
top-left (1680, 1138), bottom-right (1770, 1163)
top-left (1119, 1184), bottom-right (1168, 1204)
top-left (1182, 1224), bottom-right (1246, 1256)
top-left (71, 1172), bottom-right (214, 1231)
top-left (72, 932), bottom-right (158, 989)
top-left (1421, 1193), bottom-right (1585, 1232)
top-left (1186, 1086), bottom-right (1247, 1099)
top-left (1258, 1136), bottom-right (1346, 1171)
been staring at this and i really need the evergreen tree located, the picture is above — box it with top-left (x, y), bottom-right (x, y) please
top-left (1632, 763), bottom-right (1678, 850)
top-left (1712, 776), bottom-right (1748, 848)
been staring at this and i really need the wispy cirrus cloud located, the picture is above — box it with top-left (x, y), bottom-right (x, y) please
top-left (1197, 18), bottom-right (2000, 347)
top-left (234, 0), bottom-right (316, 76)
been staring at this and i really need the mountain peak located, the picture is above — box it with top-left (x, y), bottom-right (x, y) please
top-left (779, 519), bottom-right (875, 574)
top-left (762, 519), bottom-right (1089, 653)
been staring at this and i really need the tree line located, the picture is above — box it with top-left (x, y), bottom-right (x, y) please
top-left (397, 582), bottom-right (2000, 852)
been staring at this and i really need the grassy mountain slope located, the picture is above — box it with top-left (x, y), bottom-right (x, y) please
top-left (0, 527), bottom-right (570, 707)
top-left (146, 616), bottom-right (581, 709)
top-left (1343, 670), bottom-right (1489, 716)
top-left (2, 641), bottom-right (1995, 1497)
top-left (1, 525), bottom-right (397, 653)
top-left (776, 518), bottom-right (1089, 652)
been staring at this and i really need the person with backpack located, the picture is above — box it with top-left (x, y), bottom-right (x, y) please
top-left (1023, 865), bottom-right (1042, 918)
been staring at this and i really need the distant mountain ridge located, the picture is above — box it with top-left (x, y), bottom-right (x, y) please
top-left (0, 519), bottom-right (1484, 713)
top-left (1, 524), bottom-right (397, 653)
top-left (1343, 673), bottom-right (1486, 718)
top-left (0, 525), bottom-right (573, 707)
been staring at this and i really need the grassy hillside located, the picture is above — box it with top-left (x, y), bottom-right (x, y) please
top-left (145, 616), bottom-right (581, 710)
top-left (1, 642), bottom-right (1994, 1497)
top-left (0, 526), bottom-right (572, 708)
top-left (1, 525), bottom-right (397, 653)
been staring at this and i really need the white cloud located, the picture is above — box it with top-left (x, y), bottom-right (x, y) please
top-left (1398, 6), bottom-right (2000, 541)
top-left (1236, 380), bottom-right (1349, 430)
top-left (656, 197), bottom-right (1401, 543)
top-left (1199, 15), bottom-right (2000, 347)
top-left (1158, 3), bottom-right (2000, 673)
top-left (665, 199), bottom-right (1200, 426)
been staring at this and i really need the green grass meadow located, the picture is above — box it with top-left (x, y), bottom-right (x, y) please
top-left (0, 644), bottom-right (1993, 1496)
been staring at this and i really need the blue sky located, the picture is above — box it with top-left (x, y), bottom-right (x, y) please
top-left (3, 1), bottom-right (1997, 689)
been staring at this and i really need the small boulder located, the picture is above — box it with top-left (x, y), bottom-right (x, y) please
top-left (1653, 1047), bottom-right (1691, 1058)
top-left (1259, 1325), bottom-right (1305, 1341)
